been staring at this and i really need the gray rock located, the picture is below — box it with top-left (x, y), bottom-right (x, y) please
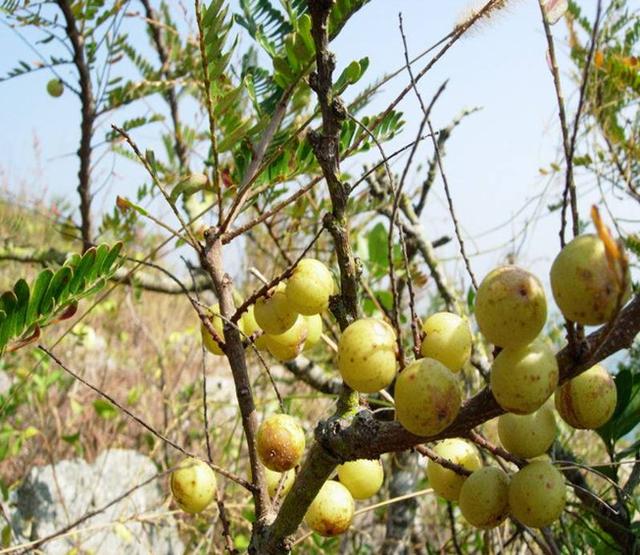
top-left (0, 370), bottom-right (12, 395)
top-left (7, 449), bottom-right (184, 554)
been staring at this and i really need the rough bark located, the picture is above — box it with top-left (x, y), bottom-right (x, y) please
top-left (57, 0), bottom-right (95, 252)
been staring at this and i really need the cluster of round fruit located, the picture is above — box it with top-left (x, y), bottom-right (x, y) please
top-left (256, 414), bottom-right (384, 537)
top-left (337, 313), bottom-right (470, 437)
top-left (200, 258), bottom-right (332, 361)
top-left (423, 233), bottom-right (625, 530)
top-left (428, 439), bottom-right (566, 529)
top-left (178, 233), bottom-right (627, 533)
top-left (477, 233), bottom-right (624, 421)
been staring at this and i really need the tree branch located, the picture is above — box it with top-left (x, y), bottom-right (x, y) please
top-left (56, 0), bottom-right (95, 252)
top-left (258, 296), bottom-right (640, 552)
top-left (200, 234), bottom-right (271, 525)
top-left (140, 0), bottom-right (189, 171)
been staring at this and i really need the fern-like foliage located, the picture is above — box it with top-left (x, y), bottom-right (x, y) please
top-left (0, 243), bottom-right (123, 355)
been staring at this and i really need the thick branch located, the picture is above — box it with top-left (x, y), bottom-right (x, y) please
top-left (200, 234), bottom-right (270, 524)
top-left (56, 0), bottom-right (95, 252)
top-left (307, 0), bottom-right (359, 321)
top-left (261, 296), bottom-right (640, 552)
top-left (284, 357), bottom-right (342, 395)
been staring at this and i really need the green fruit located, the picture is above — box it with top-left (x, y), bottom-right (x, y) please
top-left (264, 467), bottom-right (295, 498)
top-left (420, 312), bottom-right (472, 372)
top-left (498, 404), bottom-right (557, 459)
top-left (426, 439), bottom-right (482, 501)
top-left (459, 467), bottom-right (510, 529)
top-left (263, 316), bottom-right (308, 362)
top-left (550, 234), bottom-right (630, 325)
top-left (395, 358), bottom-right (461, 436)
top-left (337, 459), bottom-right (384, 500)
top-left (201, 303), bottom-right (224, 355)
top-left (256, 414), bottom-right (305, 472)
top-left (555, 364), bottom-right (617, 429)
top-left (254, 283), bottom-right (298, 335)
top-left (509, 460), bottom-right (566, 528)
top-left (305, 480), bottom-right (354, 537)
top-left (170, 457), bottom-right (217, 513)
top-left (46, 78), bottom-right (64, 98)
top-left (303, 314), bottom-right (323, 349)
top-left (491, 340), bottom-right (558, 414)
top-left (285, 258), bottom-right (334, 315)
top-left (475, 266), bottom-right (547, 348)
top-left (337, 318), bottom-right (397, 393)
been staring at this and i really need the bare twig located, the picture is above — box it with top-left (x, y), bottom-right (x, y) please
top-left (562, 0), bottom-right (604, 243)
top-left (38, 345), bottom-right (251, 489)
top-left (10, 469), bottom-right (174, 555)
top-left (140, 0), bottom-right (189, 171)
top-left (112, 125), bottom-right (199, 247)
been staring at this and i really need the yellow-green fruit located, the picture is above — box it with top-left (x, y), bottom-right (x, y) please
top-left (264, 467), bottom-right (295, 498)
top-left (426, 439), bottom-right (482, 501)
top-left (303, 314), bottom-right (323, 348)
top-left (285, 258), bottom-right (334, 315)
top-left (337, 459), bottom-right (384, 500)
top-left (555, 364), bottom-right (617, 429)
top-left (498, 404), bottom-right (557, 458)
top-left (459, 467), bottom-right (510, 529)
top-left (254, 334), bottom-right (269, 351)
top-left (491, 340), bottom-right (558, 414)
top-left (47, 78), bottom-right (64, 97)
top-left (170, 457), bottom-right (217, 513)
top-left (263, 316), bottom-right (308, 362)
top-left (337, 318), bottom-right (397, 393)
top-left (254, 283), bottom-right (298, 335)
top-left (420, 312), bottom-right (472, 372)
top-left (256, 414), bottom-right (305, 472)
top-left (395, 358), bottom-right (461, 436)
top-left (475, 266), bottom-right (547, 348)
top-left (509, 460), bottom-right (566, 528)
top-left (241, 305), bottom-right (261, 338)
top-left (550, 234), bottom-right (630, 325)
top-left (201, 304), bottom-right (224, 355)
top-left (305, 480), bottom-right (354, 537)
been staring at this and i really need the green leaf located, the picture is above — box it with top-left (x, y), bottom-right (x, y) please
top-left (12, 279), bottom-right (29, 339)
top-left (598, 369), bottom-right (640, 445)
top-left (27, 269), bottom-right (53, 324)
top-left (0, 292), bottom-right (18, 351)
top-left (102, 242), bottom-right (123, 274)
top-left (62, 432), bottom-right (81, 445)
top-left (40, 266), bottom-right (72, 314)
top-left (335, 57), bottom-right (368, 91)
top-left (0, 243), bottom-right (123, 354)
top-left (68, 248), bottom-right (97, 295)
top-left (367, 222), bottom-right (389, 275)
top-left (93, 399), bottom-right (118, 420)
top-left (87, 244), bottom-right (110, 282)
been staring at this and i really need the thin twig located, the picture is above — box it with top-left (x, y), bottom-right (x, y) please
top-left (38, 345), bottom-right (251, 489)
top-left (112, 125), bottom-right (198, 248)
top-left (194, 0), bottom-right (222, 223)
top-left (9, 469), bottom-right (174, 555)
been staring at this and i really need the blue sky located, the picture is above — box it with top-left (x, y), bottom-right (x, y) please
top-left (0, 0), bottom-right (630, 291)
